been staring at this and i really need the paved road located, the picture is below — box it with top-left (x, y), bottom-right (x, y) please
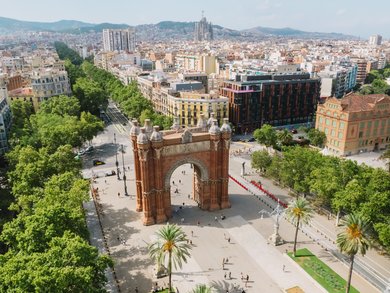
top-left (82, 106), bottom-right (383, 293)
top-left (229, 156), bottom-right (389, 292)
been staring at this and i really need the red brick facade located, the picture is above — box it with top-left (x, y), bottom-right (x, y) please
top-left (131, 119), bottom-right (231, 225)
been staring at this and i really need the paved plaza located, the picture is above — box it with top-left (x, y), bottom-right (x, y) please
top-left (83, 116), bottom-right (384, 293)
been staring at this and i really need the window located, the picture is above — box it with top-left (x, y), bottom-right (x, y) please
top-left (338, 132), bottom-right (343, 139)
top-left (331, 130), bottom-right (335, 137)
top-left (332, 120), bottom-right (337, 127)
top-left (359, 131), bottom-right (363, 138)
top-left (319, 117), bottom-right (323, 123)
top-left (360, 122), bottom-right (365, 129)
top-left (324, 128), bottom-right (329, 134)
top-left (340, 122), bottom-right (345, 129)
top-left (326, 118), bottom-right (330, 125)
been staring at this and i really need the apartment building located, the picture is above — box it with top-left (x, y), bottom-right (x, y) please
top-left (318, 64), bottom-right (357, 98)
top-left (351, 58), bottom-right (367, 84)
top-left (220, 73), bottom-right (320, 133)
top-left (175, 54), bottom-right (217, 75)
top-left (137, 73), bottom-right (227, 127)
top-left (316, 94), bottom-right (390, 156)
top-left (103, 28), bottom-right (136, 52)
top-left (30, 68), bottom-right (71, 101)
top-left (0, 75), bottom-right (12, 155)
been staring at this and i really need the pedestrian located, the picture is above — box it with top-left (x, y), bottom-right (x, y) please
top-left (225, 257), bottom-right (229, 263)
top-left (188, 194), bottom-right (190, 199)
top-left (197, 220), bottom-right (200, 226)
top-left (222, 257), bottom-right (225, 265)
top-left (283, 265), bottom-right (285, 272)
top-left (191, 230), bottom-right (193, 237)
top-left (117, 192), bottom-right (120, 197)
top-left (190, 240), bottom-right (192, 245)
top-left (229, 272), bottom-right (231, 279)
top-left (246, 275), bottom-right (249, 282)
top-left (179, 180), bottom-right (181, 184)
top-left (228, 237), bottom-right (231, 243)
top-left (182, 202), bottom-right (185, 206)
top-left (215, 216), bottom-right (218, 221)
top-left (240, 272), bottom-right (243, 280)
top-left (224, 272), bottom-right (227, 279)
top-left (172, 181), bottom-right (175, 185)
top-left (135, 287), bottom-right (139, 293)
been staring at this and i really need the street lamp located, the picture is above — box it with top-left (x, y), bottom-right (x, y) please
top-left (259, 200), bottom-right (285, 246)
top-left (121, 144), bottom-right (128, 196)
top-left (114, 133), bottom-right (120, 180)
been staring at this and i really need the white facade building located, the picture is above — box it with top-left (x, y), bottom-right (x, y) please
top-left (103, 28), bottom-right (136, 52)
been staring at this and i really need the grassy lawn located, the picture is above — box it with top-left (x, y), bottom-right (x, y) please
top-left (288, 248), bottom-right (359, 293)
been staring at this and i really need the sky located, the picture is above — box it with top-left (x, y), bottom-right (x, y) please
top-left (1, 0), bottom-right (389, 38)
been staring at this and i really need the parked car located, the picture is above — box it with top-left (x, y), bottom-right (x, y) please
top-left (248, 137), bottom-right (255, 142)
top-left (77, 149), bottom-right (86, 156)
top-left (93, 159), bottom-right (105, 166)
top-left (291, 129), bottom-right (298, 134)
top-left (86, 146), bottom-right (94, 153)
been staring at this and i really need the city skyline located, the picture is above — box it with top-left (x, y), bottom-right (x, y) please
top-left (0, 0), bottom-right (389, 38)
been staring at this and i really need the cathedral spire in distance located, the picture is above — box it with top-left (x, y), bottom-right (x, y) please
top-left (194, 12), bottom-right (213, 42)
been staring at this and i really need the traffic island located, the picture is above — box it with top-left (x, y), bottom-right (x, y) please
top-left (287, 248), bottom-right (359, 293)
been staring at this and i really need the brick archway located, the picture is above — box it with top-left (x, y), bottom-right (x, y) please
top-left (130, 117), bottom-right (232, 226)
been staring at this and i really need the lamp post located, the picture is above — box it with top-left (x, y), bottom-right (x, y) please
top-left (121, 144), bottom-right (128, 196)
top-left (114, 133), bottom-right (120, 180)
top-left (259, 200), bottom-right (285, 246)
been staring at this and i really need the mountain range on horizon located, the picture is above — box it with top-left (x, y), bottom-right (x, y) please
top-left (0, 16), bottom-right (357, 41)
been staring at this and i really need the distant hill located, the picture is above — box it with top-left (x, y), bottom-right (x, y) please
top-left (243, 26), bottom-right (353, 39)
top-left (0, 16), bottom-right (356, 40)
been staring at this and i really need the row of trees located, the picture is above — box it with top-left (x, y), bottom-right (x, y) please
top-left (253, 124), bottom-right (326, 148)
top-left (360, 64), bottom-right (390, 95)
top-left (0, 93), bottom-right (112, 290)
top-left (251, 146), bottom-right (390, 251)
top-left (55, 41), bottom-right (172, 128)
top-left (286, 197), bottom-right (371, 293)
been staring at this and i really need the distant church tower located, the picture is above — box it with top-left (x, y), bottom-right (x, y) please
top-left (194, 11), bottom-right (214, 42)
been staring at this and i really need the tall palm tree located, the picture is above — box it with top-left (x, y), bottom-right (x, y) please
top-left (191, 284), bottom-right (213, 293)
top-left (379, 149), bottom-right (390, 173)
top-left (336, 213), bottom-right (371, 293)
top-left (148, 224), bottom-right (191, 293)
top-left (286, 197), bottom-right (313, 256)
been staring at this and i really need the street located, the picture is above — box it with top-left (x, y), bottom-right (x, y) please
top-left (82, 103), bottom-right (386, 293)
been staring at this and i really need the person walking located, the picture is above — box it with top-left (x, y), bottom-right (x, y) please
top-left (283, 265), bottom-right (285, 272)
top-left (246, 274), bottom-right (249, 282)
top-left (229, 272), bottom-right (231, 279)
top-left (117, 192), bottom-right (120, 197)
top-left (224, 272), bottom-right (227, 279)
top-left (135, 287), bottom-right (139, 293)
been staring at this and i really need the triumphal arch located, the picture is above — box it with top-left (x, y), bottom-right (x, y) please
top-left (130, 115), bottom-right (231, 225)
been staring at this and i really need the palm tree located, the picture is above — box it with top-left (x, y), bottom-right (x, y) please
top-left (379, 149), bottom-right (390, 173)
top-left (148, 224), bottom-right (191, 293)
top-left (277, 129), bottom-right (293, 146)
top-left (191, 284), bottom-right (213, 293)
top-left (286, 197), bottom-right (313, 256)
top-left (336, 213), bottom-right (371, 293)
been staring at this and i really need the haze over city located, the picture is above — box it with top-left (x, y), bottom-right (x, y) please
top-left (1, 0), bottom-right (390, 37)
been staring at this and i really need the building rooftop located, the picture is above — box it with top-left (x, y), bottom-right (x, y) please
top-left (322, 94), bottom-right (390, 113)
